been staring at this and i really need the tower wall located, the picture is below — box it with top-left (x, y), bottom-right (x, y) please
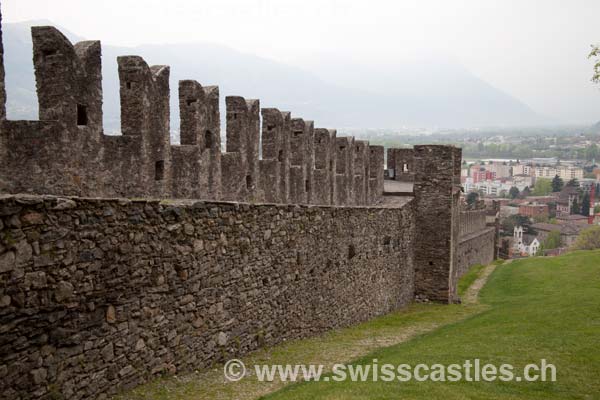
top-left (413, 145), bottom-right (462, 303)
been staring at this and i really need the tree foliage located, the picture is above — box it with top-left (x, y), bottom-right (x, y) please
top-left (572, 197), bottom-right (581, 215)
top-left (509, 186), bottom-right (520, 199)
top-left (532, 178), bottom-right (552, 196)
top-left (551, 175), bottom-right (564, 192)
top-left (466, 191), bottom-right (479, 207)
top-left (589, 44), bottom-right (600, 84)
top-left (581, 193), bottom-right (591, 217)
top-left (543, 230), bottom-right (562, 250)
top-left (572, 226), bottom-right (600, 250)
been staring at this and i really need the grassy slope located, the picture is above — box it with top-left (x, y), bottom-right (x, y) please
top-left (264, 251), bottom-right (600, 399)
top-left (457, 264), bottom-right (486, 297)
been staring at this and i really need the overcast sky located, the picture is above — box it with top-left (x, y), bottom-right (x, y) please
top-left (4, 0), bottom-right (600, 124)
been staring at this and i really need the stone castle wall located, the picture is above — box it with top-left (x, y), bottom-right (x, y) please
top-left (0, 7), bottom-right (499, 399)
top-left (0, 24), bottom-right (384, 207)
top-left (0, 194), bottom-right (414, 399)
top-left (456, 227), bottom-right (496, 278)
top-left (455, 208), bottom-right (496, 278)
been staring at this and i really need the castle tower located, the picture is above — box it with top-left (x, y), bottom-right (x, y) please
top-left (413, 145), bottom-right (462, 303)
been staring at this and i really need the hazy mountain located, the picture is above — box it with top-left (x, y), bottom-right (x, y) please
top-left (3, 20), bottom-right (544, 135)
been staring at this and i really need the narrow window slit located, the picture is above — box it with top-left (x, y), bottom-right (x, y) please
top-left (77, 104), bottom-right (88, 126)
top-left (204, 130), bottom-right (213, 150)
top-left (155, 160), bottom-right (165, 181)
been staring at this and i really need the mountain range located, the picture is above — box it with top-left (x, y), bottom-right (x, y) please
top-left (3, 20), bottom-right (545, 135)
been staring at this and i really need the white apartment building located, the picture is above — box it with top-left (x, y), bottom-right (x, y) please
top-left (486, 163), bottom-right (512, 179)
top-left (513, 174), bottom-right (534, 189)
top-left (557, 166), bottom-right (584, 180)
top-left (512, 164), bottom-right (532, 176)
top-left (515, 164), bottom-right (584, 180)
top-left (463, 175), bottom-right (530, 196)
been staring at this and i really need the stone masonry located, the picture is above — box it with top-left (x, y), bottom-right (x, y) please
top-left (0, 21), bottom-right (380, 207)
top-left (0, 194), bottom-right (415, 399)
top-left (0, 5), bottom-right (498, 398)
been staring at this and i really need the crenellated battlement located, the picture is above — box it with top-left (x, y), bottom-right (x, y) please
top-left (0, 22), bottom-right (404, 206)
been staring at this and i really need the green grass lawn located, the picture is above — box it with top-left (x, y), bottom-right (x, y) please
top-left (457, 264), bottom-right (486, 297)
top-left (263, 251), bottom-right (600, 399)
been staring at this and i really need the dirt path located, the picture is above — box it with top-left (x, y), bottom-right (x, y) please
top-left (462, 261), bottom-right (505, 304)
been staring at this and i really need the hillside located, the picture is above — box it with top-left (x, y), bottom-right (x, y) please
top-left (4, 20), bottom-right (544, 133)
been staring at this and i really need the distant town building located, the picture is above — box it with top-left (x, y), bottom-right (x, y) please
top-left (556, 214), bottom-right (589, 225)
top-left (500, 205), bottom-right (519, 218)
top-left (532, 222), bottom-right (585, 248)
top-left (532, 165), bottom-right (584, 180)
top-left (513, 226), bottom-right (540, 256)
top-left (512, 174), bottom-right (534, 190)
top-left (523, 195), bottom-right (557, 205)
top-left (579, 179), bottom-right (598, 193)
top-left (556, 186), bottom-right (579, 217)
top-left (518, 203), bottom-right (549, 219)
top-left (487, 162), bottom-right (512, 179)
top-left (512, 164), bottom-right (532, 176)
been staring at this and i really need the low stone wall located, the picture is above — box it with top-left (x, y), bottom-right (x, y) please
top-left (456, 227), bottom-right (496, 279)
top-left (0, 194), bottom-right (415, 399)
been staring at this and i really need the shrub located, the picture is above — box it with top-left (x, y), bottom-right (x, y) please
top-left (572, 226), bottom-right (600, 251)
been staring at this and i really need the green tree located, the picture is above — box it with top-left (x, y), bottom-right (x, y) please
top-left (572, 197), bottom-right (581, 215)
top-left (566, 178), bottom-right (579, 188)
top-left (572, 225), bottom-right (600, 250)
top-left (589, 44), bottom-right (600, 83)
top-left (508, 186), bottom-right (520, 199)
top-left (582, 192), bottom-right (591, 216)
top-left (532, 178), bottom-right (552, 196)
top-left (551, 175), bottom-right (564, 192)
top-left (538, 230), bottom-right (562, 255)
top-left (466, 192), bottom-right (479, 207)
